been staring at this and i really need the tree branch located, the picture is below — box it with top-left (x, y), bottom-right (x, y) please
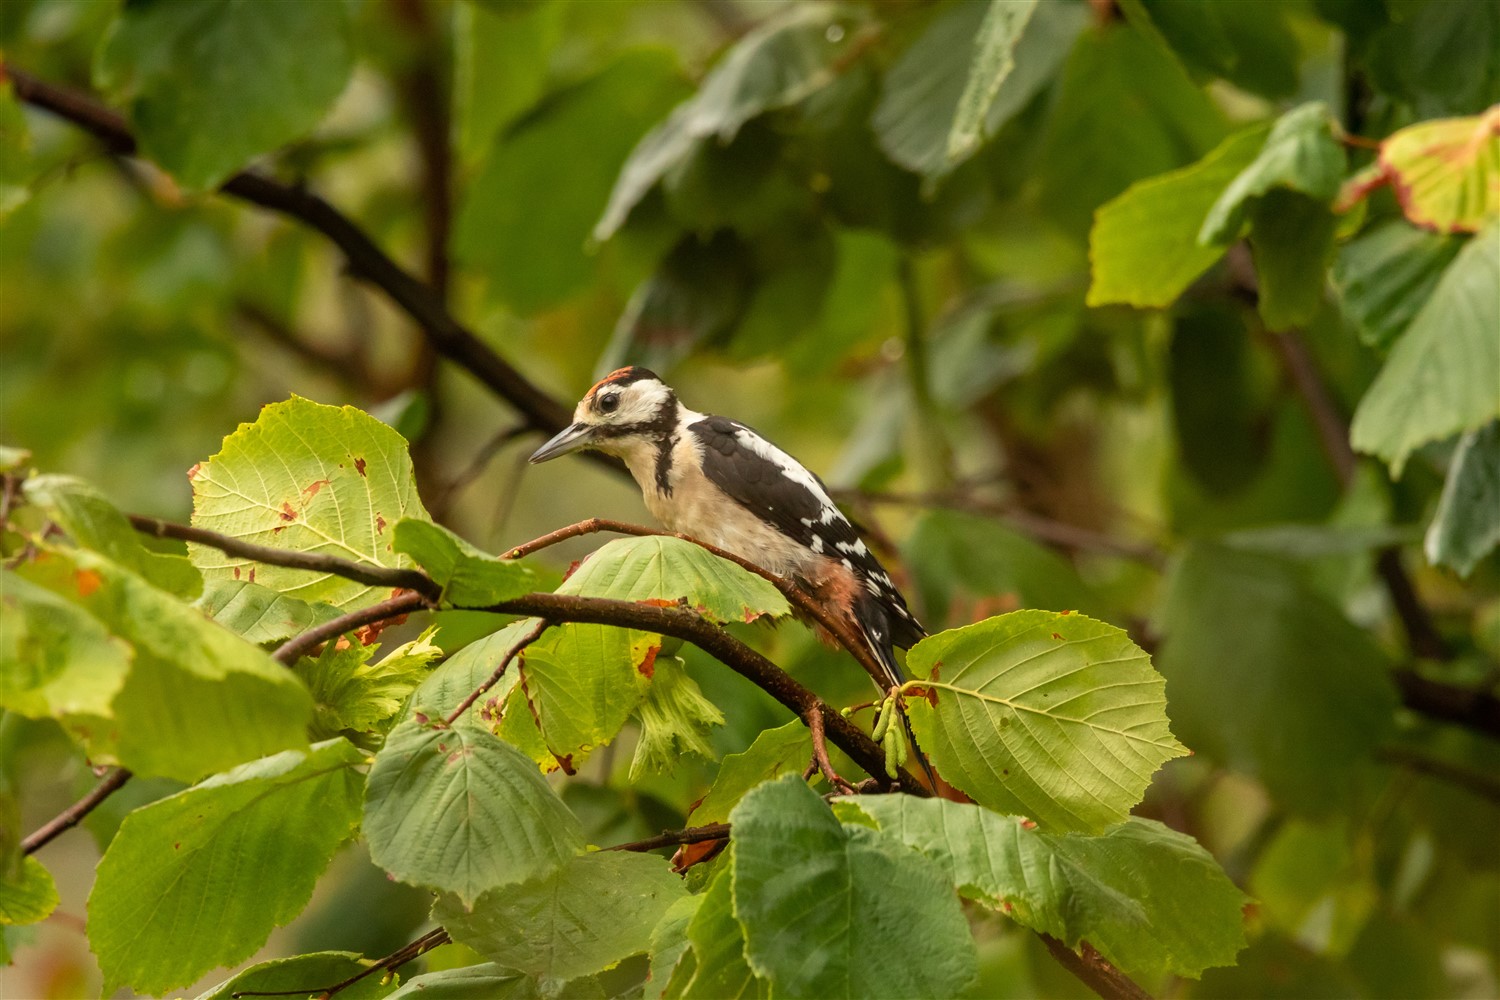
top-left (1041, 934), bottom-right (1154, 1000)
top-left (602, 822), bottom-right (733, 854)
top-left (21, 768), bottom-right (132, 855)
top-left (2, 65), bottom-right (621, 471)
top-left (271, 592), bottom-right (432, 666)
top-left (444, 617), bottom-right (549, 725)
top-left (232, 927), bottom-right (452, 999)
top-left (1394, 670), bottom-right (1500, 742)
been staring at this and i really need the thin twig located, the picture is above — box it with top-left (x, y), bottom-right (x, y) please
top-left (803, 708), bottom-right (857, 795)
top-left (21, 768), bottom-right (132, 855)
top-left (445, 618), bottom-right (550, 725)
top-left (232, 927), bottom-right (451, 999)
top-left (128, 514), bottom-right (438, 598)
top-left (602, 822), bottom-right (733, 854)
top-left (1040, 934), bottom-right (1154, 1000)
top-left (1377, 744), bottom-right (1500, 805)
top-left (429, 423), bottom-right (532, 518)
top-left (271, 592), bottom-right (431, 666)
top-left (1393, 671), bottom-right (1500, 742)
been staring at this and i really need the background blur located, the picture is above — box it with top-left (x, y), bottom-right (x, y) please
top-left (2, 0), bottom-right (1498, 996)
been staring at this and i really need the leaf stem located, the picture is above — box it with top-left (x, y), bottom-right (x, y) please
top-left (231, 927), bottom-right (451, 999)
top-left (444, 618), bottom-right (550, 725)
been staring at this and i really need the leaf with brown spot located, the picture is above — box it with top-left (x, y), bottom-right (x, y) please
top-left (354, 457), bottom-right (367, 477)
top-left (75, 569), bottom-right (102, 597)
top-left (301, 479), bottom-right (332, 500)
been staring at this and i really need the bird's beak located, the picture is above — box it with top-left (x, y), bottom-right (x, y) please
top-left (529, 422), bottom-right (596, 464)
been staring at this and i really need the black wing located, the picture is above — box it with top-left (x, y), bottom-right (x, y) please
top-left (689, 415), bottom-right (925, 651)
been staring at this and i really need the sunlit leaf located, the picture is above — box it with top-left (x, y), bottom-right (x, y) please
top-left (94, 0), bottom-right (354, 189)
top-left (195, 951), bottom-right (394, 1000)
top-left (730, 775), bottom-right (977, 999)
top-left (391, 519), bottom-right (536, 607)
top-left (189, 396), bottom-right (430, 611)
top-left (1350, 224), bottom-right (1500, 472)
top-left (435, 851), bottom-right (686, 982)
top-left (1200, 102), bottom-right (1345, 244)
top-left (688, 719), bottom-right (810, 827)
top-left (1378, 106), bottom-right (1500, 233)
top-left (23, 474), bottom-right (200, 598)
top-left (385, 963), bottom-right (540, 999)
top-left (0, 568), bottom-right (131, 720)
top-left (556, 535), bottom-right (789, 624)
top-left (0, 856), bottom-right (57, 926)
top-left (363, 715), bottom-right (584, 905)
top-left (88, 740), bottom-right (365, 996)
top-left (1089, 122), bottom-right (1268, 308)
top-left (296, 625), bottom-right (443, 741)
top-left (195, 579), bottom-right (342, 646)
top-left (905, 610), bottom-right (1186, 833)
top-left (1426, 420), bottom-right (1500, 576)
top-left (841, 796), bottom-right (1248, 979)
top-left (1331, 221), bottom-right (1464, 349)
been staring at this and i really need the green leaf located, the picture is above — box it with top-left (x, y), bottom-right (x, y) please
top-left (189, 396), bottom-right (430, 610)
top-left (630, 656), bottom-right (725, 780)
top-left (946, 1), bottom-right (1039, 165)
top-left (456, 51), bottom-right (689, 313)
top-left (0, 79), bottom-right (37, 220)
top-left (88, 740), bottom-right (365, 995)
top-left (195, 579), bottom-right (343, 646)
top-left (435, 851), bottom-right (687, 982)
top-left (0, 856), bottom-right (58, 926)
top-left (688, 719), bottom-right (811, 827)
top-left (15, 547), bottom-right (312, 781)
top-left (595, 6), bottom-right (857, 239)
top-left (95, 0), bottom-right (354, 189)
top-left (0, 445), bottom-right (32, 474)
top-left (392, 519), bottom-right (536, 607)
top-left (386, 963), bottom-right (537, 999)
top-left (673, 862), bottom-right (767, 1000)
top-left (1247, 189), bottom-right (1338, 330)
top-left (297, 626), bottom-right (443, 741)
top-left (1038, 22), bottom-right (1227, 233)
top-left (646, 895), bottom-right (701, 1000)
top-left (454, 0), bottom-right (564, 164)
top-left (1350, 224), bottom-right (1500, 473)
top-left (903, 510), bottom-right (1108, 626)
top-left (1331, 221), bottom-right (1464, 349)
top-left (842, 796), bottom-right (1248, 979)
top-left (1377, 107), bottom-right (1500, 233)
top-left (492, 622), bottom-right (658, 772)
top-left (556, 536), bottom-right (789, 624)
top-left (22, 474), bottom-right (200, 598)
top-left (1089, 122), bottom-right (1269, 308)
top-left (904, 610), bottom-right (1186, 833)
top-left (405, 619), bottom-right (539, 723)
top-left (1157, 544), bottom-right (1398, 814)
top-left (363, 715), bottom-right (585, 905)
top-left (1426, 420), bottom-right (1500, 576)
top-left (1200, 102), bottom-right (1346, 244)
top-left (195, 951), bottom-right (395, 1000)
top-left (730, 775), bottom-right (977, 999)
top-left (1121, 0), bottom-right (1301, 99)
top-left (0, 568), bottom-right (131, 719)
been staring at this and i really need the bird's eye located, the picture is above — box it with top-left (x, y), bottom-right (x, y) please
top-left (599, 393), bottom-right (620, 414)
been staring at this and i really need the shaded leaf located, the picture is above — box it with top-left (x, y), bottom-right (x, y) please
top-left (1200, 102), bottom-right (1345, 244)
top-left (630, 656), bottom-right (725, 780)
top-left (688, 719), bottom-right (810, 827)
top-left (1247, 189), bottom-right (1339, 330)
top-left (672, 862), bottom-right (766, 1000)
top-left (386, 963), bottom-right (539, 999)
top-left (95, 0), bottom-right (354, 189)
top-left (14, 547), bottom-right (311, 781)
top-left (1350, 223), bottom-right (1500, 472)
top-left (405, 618), bottom-right (538, 724)
top-left (455, 0), bottom-right (564, 164)
top-left (363, 715), bottom-right (584, 905)
top-left (195, 951), bottom-right (394, 1000)
top-left (905, 610), bottom-right (1185, 833)
top-left (841, 796), bottom-right (1248, 979)
top-left (730, 775), bottom-right (977, 999)
top-left (1331, 221), bottom-right (1464, 349)
top-left (645, 895), bottom-right (701, 1000)
top-left (0, 80), bottom-right (36, 220)
top-left (1157, 544), bottom-right (1398, 814)
top-left (556, 535), bottom-right (789, 623)
top-left (0, 856), bottom-right (57, 926)
top-left (195, 579), bottom-right (342, 646)
top-left (1426, 420), bottom-right (1500, 576)
top-left (391, 519), bottom-right (536, 607)
top-left (23, 474), bottom-right (200, 598)
top-left (0, 568), bottom-right (131, 720)
top-left (88, 740), bottom-right (365, 996)
top-left (435, 851), bottom-right (687, 982)
top-left (457, 51), bottom-right (690, 312)
top-left (596, 6), bottom-right (858, 239)
top-left (1088, 122), bottom-right (1268, 308)
top-left (189, 396), bottom-right (429, 610)
top-left (946, 1), bottom-right (1039, 165)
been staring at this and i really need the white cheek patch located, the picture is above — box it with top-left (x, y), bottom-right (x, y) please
top-left (617, 381), bottom-right (672, 424)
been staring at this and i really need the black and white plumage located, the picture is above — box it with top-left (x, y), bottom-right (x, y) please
top-left (529, 366), bottom-right (925, 693)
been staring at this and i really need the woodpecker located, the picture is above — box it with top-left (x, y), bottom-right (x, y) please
top-left (529, 365), bottom-right (926, 705)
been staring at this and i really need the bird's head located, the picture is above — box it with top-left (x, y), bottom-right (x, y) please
top-left (529, 366), bottom-right (678, 464)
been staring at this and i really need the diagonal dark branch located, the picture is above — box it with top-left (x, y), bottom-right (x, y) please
top-left (232, 927), bottom-right (452, 999)
top-left (603, 822), bottom-right (733, 854)
top-left (271, 591), bottom-right (431, 666)
top-left (3, 65), bottom-right (625, 473)
top-left (1393, 671), bottom-right (1500, 742)
top-left (21, 768), bottom-right (132, 855)
top-left (445, 617), bottom-right (549, 725)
